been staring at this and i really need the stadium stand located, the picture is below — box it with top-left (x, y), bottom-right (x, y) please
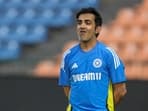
top-left (0, 0), bottom-right (99, 60)
top-left (33, 0), bottom-right (148, 80)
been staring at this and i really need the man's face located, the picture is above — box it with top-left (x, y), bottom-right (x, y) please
top-left (77, 13), bottom-right (96, 42)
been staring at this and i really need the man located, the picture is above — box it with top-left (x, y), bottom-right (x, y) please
top-left (59, 7), bottom-right (127, 111)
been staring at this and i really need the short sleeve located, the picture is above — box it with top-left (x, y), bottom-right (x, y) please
top-left (106, 47), bottom-right (126, 84)
top-left (58, 50), bottom-right (71, 86)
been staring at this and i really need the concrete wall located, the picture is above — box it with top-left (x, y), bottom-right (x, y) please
top-left (0, 76), bottom-right (147, 111)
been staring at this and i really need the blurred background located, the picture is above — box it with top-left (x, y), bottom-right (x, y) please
top-left (0, 0), bottom-right (148, 111)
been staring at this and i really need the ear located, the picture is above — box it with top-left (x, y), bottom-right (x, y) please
top-left (95, 26), bottom-right (101, 34)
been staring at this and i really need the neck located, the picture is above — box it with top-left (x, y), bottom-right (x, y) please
top-left (80, 38), bottom-right (97, 52)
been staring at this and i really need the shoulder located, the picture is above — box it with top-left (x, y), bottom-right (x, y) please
top-left (102, 44), bottom-right (122, 69)
top-left (61, 43), bottom-right (79, 69)
top-left (98, 42), bottom-right (120, 64)
top-left (98, 42), bottom-right (117, 56)
top-left (97, 42), bottom-right (111, 55)
top-left (62, 43), bottom-right (79, 59)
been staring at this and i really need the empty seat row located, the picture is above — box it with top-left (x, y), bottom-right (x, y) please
top-left (0, 0), bottom-right (99, 9)
top-left (0, 0), bottom-right (99, 61)
top-left (0, 25), bottom-right (48, 44)
top-left (117, 43), bottom-right (148, 63)
top-left (0, 8), bottom-right (73, 27)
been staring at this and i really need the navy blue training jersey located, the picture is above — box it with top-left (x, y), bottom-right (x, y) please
top-left (59, 42), bottom-right (126, 111)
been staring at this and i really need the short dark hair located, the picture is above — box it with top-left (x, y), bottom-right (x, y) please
top-left (76, 7), bottom-right (103, 27)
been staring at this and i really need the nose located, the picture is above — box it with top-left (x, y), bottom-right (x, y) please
top-left (79, 22), bottom-right (86, 29)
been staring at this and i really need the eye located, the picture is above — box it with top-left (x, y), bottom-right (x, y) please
top-left (77, 20), bottom-right (82, 25)
top-left (85, 20), bottom-right (91, 25)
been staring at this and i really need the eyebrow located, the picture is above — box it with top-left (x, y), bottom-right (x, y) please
top-left (77, 19), bottom-right (92, 23)
top-left (77, 19), bottom-right (91, 21)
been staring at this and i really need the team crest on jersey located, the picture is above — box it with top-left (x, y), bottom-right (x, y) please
top-left (93, 58), bottom-right (102, 68)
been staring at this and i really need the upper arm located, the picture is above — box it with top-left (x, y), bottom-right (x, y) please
top-left (58, 50), bottom-right (71, 86)
top-left (106, 47), bottom-right (126, 84)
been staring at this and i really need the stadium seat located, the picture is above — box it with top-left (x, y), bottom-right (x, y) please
top-left (1, 8), bottom-right (19, 25)
top-left (0, 25), bottom-right (10, 41)
top-left (6, 0), bottom-right (43, 8)
top-left (0, 0), bottom-right (4, 4)
top-left (12, 24), bottom-right (28, 42)
top-left (6, 0), bottom-right (26, 8)
top-left (48, 8), bottom-right (73, 27)
top-left (78, 0), bottom-right (99, 8)
top-left (20, 25), bottom-right (48, 44)
top-left (22, 0), bottom-right (42, 8)
top-left (17, 8), bottom-right (36, 25)
top-left (54, 8), bottom-right (73, 27)
top-left (115, 8), bottom-right (135, 30)
top-left (7, 25), bottom-right (48, 44)
top-left (137, 43), bottom-right (148, 63)
top-left (60, 0), bottom-right (79, 10)
top-left (141, 0), bottom-right (148, 11)
top-left (119, 43), bottom-right (139, 63)
top-left (125, 64), bottom-right (143, 80)
top-left (124, 26), bottom-right (144, 44)
top-left (142, 31), bottom-right (148, 42)
top-left (0, 0), bottom-right (5, 7)
top-left (0, 40), bottom-right (21, 60)
top-left (107, 24), bottom-right (125, 45)
top-left (39, 0), bottom-right (60, 9)
top-left (61, 0), bottom-right (99, 10)
top-left (137, 11), bottom-right (148, 30)
top-left (35, 8), bottom-right (55, 26)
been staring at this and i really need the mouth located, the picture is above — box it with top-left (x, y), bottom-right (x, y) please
top-left (79, 30), bottom-right (86, 34)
